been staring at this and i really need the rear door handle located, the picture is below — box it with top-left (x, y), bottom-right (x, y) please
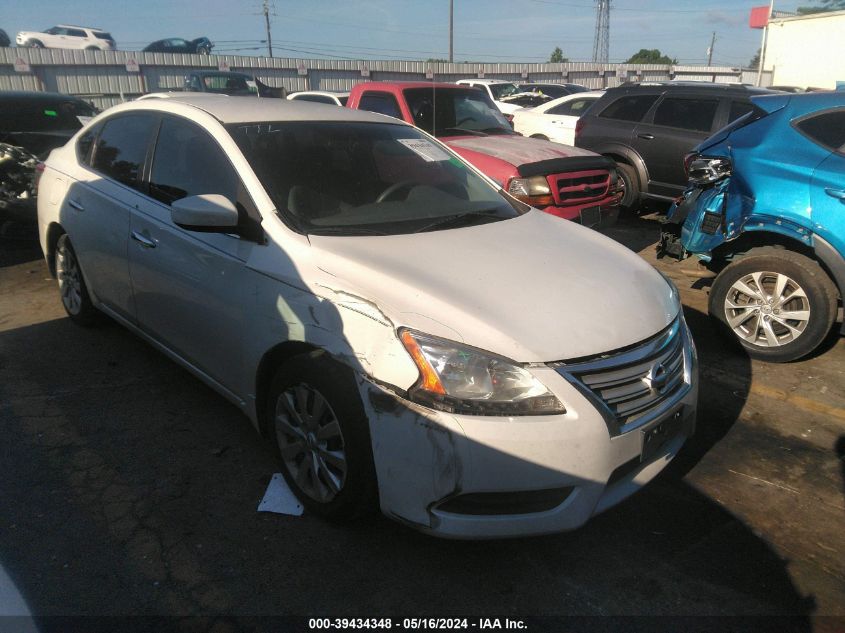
top-left (824, 187), bottom-right (845, 201)
top-left (68, 199), bottom-right (84, 212)
top-left (637, 133), bottom-right (655, 140)
top-left (131, 230), bottom-right (158, 249)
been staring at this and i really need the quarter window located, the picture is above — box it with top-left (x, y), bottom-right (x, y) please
top-left (149, 117), bottom-right (238, 205)
top-left (91, 114), bottom-right (156, 190)
top-left (76, 124), bottom-right (100, 166)
top-left (599, 95), bottom-right (659, 122)
top-left (795, 110), bottom-right (845, 151)
top-left (653, 97), bottom-right (718, 132)
top-left (358, 92), bottom-right (403, 119)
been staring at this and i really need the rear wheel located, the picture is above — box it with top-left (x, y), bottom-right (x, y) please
top-left (27, 40), bottom-right (44, 48)
top-left (266, 352), bottom-right (378, 520)
top-left (614, 162), bottom-right (640, 212)
top-left (709, 249), bottom-right (838, 362)
top-left (55, 234), bottom-right (101, 326)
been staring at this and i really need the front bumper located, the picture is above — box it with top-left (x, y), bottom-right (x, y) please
top-left (538, 193), bottom-right (621, 228)
top-left (361, 318), bottom-right (698, 539)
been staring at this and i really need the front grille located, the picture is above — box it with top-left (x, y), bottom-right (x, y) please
top-left (548, 169), bottom-right (610, 206)
top-left (550, 318), bottom-right (689, 435)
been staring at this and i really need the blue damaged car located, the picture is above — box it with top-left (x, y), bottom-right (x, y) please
top-left (660, 92), bottom-right (845, 362)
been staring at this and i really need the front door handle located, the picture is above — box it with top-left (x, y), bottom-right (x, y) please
top-left (824, 187), bottom-right (845, 201)
top-left (637, 133), bottom-right (655, 140)
top-left (68, 199), bottom-right (84, 212)
top-left (131, 230), bottom-right (158, 249)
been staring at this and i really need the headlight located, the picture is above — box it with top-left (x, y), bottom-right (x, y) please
top-left (687, 156), bottom-right (731, 185)
top-left (506, 175), bottom-right (554, 206)
top-left (399, 329), bottom-right (566, 416)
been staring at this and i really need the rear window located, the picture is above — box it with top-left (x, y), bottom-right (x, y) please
top-left (0, 99), bottom-right (97, 133)
top-left (358, 92), bottom-right (403, 119)
top-left (794, 109), bottom-right (845, 151)
top-left (652, 97), bottom-right (719, 132)
top-left (599, 95), bottom-right (659, 122)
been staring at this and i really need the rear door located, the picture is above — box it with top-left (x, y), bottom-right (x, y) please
top-left (582, 92), bottom-right (659, 153)
top-left (632, 94), bottom-right (720, 197)
top-left (63, 113), bottom-right (158, 321)
top-left (802, 108), bottom-right (845, 253)
top-left (128, 114), bottom-right (261, 393)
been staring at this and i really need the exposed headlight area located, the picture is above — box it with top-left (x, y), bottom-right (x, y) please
top-left (686, 155), bottom-right (731, 185)
top-left (399, 330), bottom-right (566, 416)
top-left (506, 175), bottom-right (554, 206)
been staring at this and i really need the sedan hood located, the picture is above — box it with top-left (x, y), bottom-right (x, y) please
top-left (445, 135), bottom-right (597, 169)
top-left (309, 210), bottom-right (679, 362)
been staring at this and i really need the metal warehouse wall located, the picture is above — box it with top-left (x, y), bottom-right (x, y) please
top-left (0, 48), bottom-right (746, 110)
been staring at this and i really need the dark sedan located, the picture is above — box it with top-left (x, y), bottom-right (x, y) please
top-left (143, 37), bottom-right (213, 55)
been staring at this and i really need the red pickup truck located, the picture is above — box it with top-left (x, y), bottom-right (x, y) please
top-left (346, 81), bottom-right (622, 227)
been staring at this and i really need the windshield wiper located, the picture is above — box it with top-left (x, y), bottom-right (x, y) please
top-left (307, 226), bottom-right (389, 236)
top-left (413, 210), bottom-right (503, 234)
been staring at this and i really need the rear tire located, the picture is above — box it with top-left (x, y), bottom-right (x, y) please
top-left (708, 248), bottom-right (838, 362)
top-left (265, 352), bottom-right (378, 520)
top-left (55, 234), bottom-right (102, 326)
top-left (27, 40), bottom-right (44, 48)
top-left (615, 162), bottom-right (640, 212)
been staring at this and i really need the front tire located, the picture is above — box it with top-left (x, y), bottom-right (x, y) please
top-left (709, 249), bottom-right (838, 362)
top-left (55, 234), bottom-right (101, 326)
top-left (266, 352), bottom-right (378, 520)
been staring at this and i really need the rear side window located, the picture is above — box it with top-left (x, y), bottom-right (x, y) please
top-left (358, 92), bottom-right (403, 119)
top-left (599, 95), bottom-right (659, 122)
top-left (653, 97), bottom-right (719, 132)
top-left (794, 110), bottom-right (845, 151)
top-left (728, 100), bottom-right (757, 123)
top-left (149, 117), bottom-right (238, 205)
top-left (94, 32), bottom-right (113, 40)
top-left (76, 124), bottom-right (100, 165)
top-left (549, 97), bottom-right (596, 116)
top-left (66, 29), bottom-right (87, 38)
top-left (91, 114), bottom-right (156, 190)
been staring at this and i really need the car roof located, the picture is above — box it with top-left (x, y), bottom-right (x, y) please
top-left (56, 24), bottom-right (105, 31)
top-left (609, 81), bottom-right (777, 96)
top-left (756, 90), bottom-right (845, 117)
top-left (356, 81), bottom-right (481, 91)
top-left (0, 90), bottom-right (93, 105)
top-left (456, 79), bottom-right (513, 85)
top-left (187, 70), bottom-right (252, 78)
top-left (108, 93), bottom-right (408, 126)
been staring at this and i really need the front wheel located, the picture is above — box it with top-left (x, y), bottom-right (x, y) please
top-left (266, 352), bottom-right (378, 520)
top-left (709, 249), bottom-right (838, 362)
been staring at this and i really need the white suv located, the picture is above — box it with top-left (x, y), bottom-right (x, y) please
top-left (16, 25), bottom-right (115, 50)
top-left (455, 79), bottom-right (533, 115)
top-left (37, 95), bottom-right (697, 538)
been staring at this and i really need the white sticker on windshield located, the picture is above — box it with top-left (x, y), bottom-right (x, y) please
top-left (397, 138), bottom-right (450, 162)
top-left (76, 116), bottom-right (93, 125)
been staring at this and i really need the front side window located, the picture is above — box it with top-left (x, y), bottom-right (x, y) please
top-left (90, 114), bottom-right (156, 189)
top-left (227, 121), bottom-right (524, 236)
top-left (653, 97), bottom-right (719, 132)
top-left (599, 95), bottom-right (659, 122)
top-left (404, 87), bottom-right (512, 136)
top-left (358, 92), bottom-right (403, 119)
top-left (149, 117), bottom-right (238, 205)
top-left (794, 109), bottom-right (845, 152)
top-left (45, 27), bottom-right (64, 35)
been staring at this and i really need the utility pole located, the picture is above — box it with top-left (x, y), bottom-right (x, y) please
top-left (757, 0), bottom-right (774, 86)
top-left (707, 31), bottom-right (716, 66)
top-left (263, 0), bottom-right (273, 58)
top-left (449, 0), bottom-right (454, 63)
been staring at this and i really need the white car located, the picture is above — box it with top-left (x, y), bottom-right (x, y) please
top-left (287, 91), bottom-right (349, 106)
top-left (37, 94), bottom-right (697, 538)
top-left (454, 79), bottom-right (539, 115)
top-left (16, 25), bottom-right (115, 50)
top-left (513, 91), bottom-right (605, 146)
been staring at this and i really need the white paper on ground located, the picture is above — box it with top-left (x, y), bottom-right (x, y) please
top-left (258, 473), bottom-right (304, 516)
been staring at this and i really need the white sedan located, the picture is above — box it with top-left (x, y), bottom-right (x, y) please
top-left (513, 90), bottom-right (604, 146)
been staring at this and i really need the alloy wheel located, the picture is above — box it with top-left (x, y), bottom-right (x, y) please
top-left (723, 270), bottom-right (811, 347)
top-left (274, 384), bottom-right (348, 503)
top-left (56, 242), bottom-right (83, 316)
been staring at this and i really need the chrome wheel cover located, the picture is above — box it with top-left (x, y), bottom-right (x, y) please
top-left (724, 270), bottom-right (811, 348)
top-left (56, 241), bottom-right (83, 315)
top-left (274, 384), bottom-right (348, 503)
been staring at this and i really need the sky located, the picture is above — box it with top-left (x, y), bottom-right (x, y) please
top-left (4, 0), bottom-right (813, 67)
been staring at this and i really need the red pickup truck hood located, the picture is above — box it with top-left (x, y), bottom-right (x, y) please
top-left (444, 135), bottom-right (599, 169)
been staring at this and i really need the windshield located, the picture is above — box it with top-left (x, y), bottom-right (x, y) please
top-left (201, 74), bottom-right (254, 94)
top-left (227, 121), bottom-right (524, 236)
top-left (0, 99), bottom-right (97, 134)
top-left (489, 83), bottom-right (521, 99)
top-left (404, 87), bottom-right (513, 137)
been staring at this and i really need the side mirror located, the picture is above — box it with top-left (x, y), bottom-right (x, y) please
top-left (171, 194), bottom-right (239, 232)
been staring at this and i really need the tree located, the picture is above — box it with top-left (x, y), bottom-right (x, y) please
top-left (625, 48), bottom-right (677, 64)
top-left (797, 0), bottom-right (845, 13)
top-left (549, 47), bottom-right (568, 63)
top-left (749, 48), bottom-right (761, 68)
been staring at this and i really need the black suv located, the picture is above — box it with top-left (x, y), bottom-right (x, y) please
top-left (575, 82), bottom-right (777, 210)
